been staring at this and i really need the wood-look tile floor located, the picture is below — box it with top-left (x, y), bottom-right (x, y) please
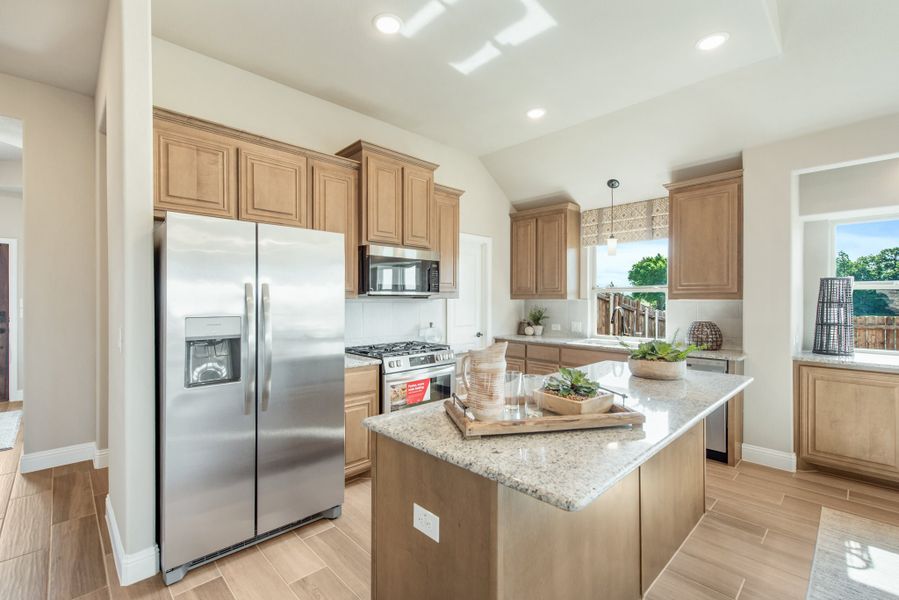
top-left (3, 396), bottom-right (899, 599)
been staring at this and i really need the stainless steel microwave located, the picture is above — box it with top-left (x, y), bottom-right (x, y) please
top-left (360, 245), bottom-right (440, 297)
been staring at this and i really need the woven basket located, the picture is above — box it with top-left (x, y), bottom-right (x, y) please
top-left (687, 321), bottom-right (723, 350)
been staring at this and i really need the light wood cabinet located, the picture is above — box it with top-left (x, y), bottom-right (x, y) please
top-left (511, 218), bottom-right (537, 297)
top-left (345, 365), bottom-right (380, 479)
top-left (510, 202), bottom-right (580, 299)
top-left (312, 160), bottom-right (358, 297)
top-left (666, 170), bottom-right (742, 300)
top-left (433, 185), bottom-right (463, 297)
top-left (560, 347), bottom-right (627, 367)
top-left (238, 143), bottom-right (309, 228)
top-left (796, 364), bottom-right (899, 482)
top-left (153, 118), bottom-right (238, 219)
top-left (337, 140), bottom-right (438, 250)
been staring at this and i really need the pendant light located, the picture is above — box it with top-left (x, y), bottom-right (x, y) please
top-left (606, 178), bottom-right (620, 256)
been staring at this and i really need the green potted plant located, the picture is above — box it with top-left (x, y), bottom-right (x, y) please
top-left (526, 306), bottom-right (549, 336)
top-left (621, 338), bottom-right (701, 380)
top-left (537, 368), bottom-right (613, 414)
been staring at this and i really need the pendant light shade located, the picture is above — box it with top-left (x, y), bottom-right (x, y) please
top-left (606, 178), bottom-right (620, 256)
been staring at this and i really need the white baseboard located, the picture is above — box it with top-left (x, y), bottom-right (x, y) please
top-left (106, 495), bottom-right (160, 585)
top-left (94, 447), bottom-right (109, 469)
top-left (741, 443), bottom-right (797, 472)
top-left (20, 441), bottom-right (96, 473)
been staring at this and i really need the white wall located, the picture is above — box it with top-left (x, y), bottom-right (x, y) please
top-left (743, 112), bottom-right (899, 457)
top-left (801, 220), bottom-right (832, 350)
top-left (799, 156), bottom-right (899, 217)
top-left (95, 0), bottom-right (157, 580)
top-left (151, 38), bottom-right (521, 340)
top-left (0, 72), bottom-right (98, 454)
top-left (667, 300), bottom-right (743, 349)
top-left (522, 299), bottom-right (590, 338)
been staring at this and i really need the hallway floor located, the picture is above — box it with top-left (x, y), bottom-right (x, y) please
top-left (3, 398), bottom-right (899, 599)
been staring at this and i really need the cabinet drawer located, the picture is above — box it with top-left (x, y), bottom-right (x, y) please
top-left (526, 360), bottom-right (560, 376)
top-left (560, 347), bottom-right (627, 367)
top-left (506, 342), bottom-right (526, 359)
top-left (506, 358), bottom-right (525, 373)
top-left (346, 365), bottom-right (379, 397)
top-left (527, 344), bottom-right (560, 363)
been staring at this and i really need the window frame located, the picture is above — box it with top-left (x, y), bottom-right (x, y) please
top-left (830, 215), bottom-right (899, 355)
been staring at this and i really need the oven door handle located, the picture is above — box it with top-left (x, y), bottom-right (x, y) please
top-left (383, 363), bottom-right (457, 383)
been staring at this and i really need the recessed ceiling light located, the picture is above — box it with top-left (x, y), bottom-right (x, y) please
top-left (695, 32), bottom-right (729, 51)
top-left (373, 14), bottom-right (403, 35)
top-left (527, 107), bottom-right (546, 120)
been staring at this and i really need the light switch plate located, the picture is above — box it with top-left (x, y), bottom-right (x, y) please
top-left (551, 323), bottom-right (561, 331)
top-left (413, 502), bottom-right (439, 543)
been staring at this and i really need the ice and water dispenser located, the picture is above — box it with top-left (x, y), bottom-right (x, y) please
top-left (184, 316), bottom-right (242, 388)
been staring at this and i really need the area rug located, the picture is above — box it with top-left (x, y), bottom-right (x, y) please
top-left (807, 507), bottom-right (899, 599)
top-left (0, 409), bottom-right (22, 450)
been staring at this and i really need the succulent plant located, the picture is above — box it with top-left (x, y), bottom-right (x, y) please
top-left (544, 367), bottom-right (600, 399)
top-left (622, 338), bottom-right (700, 362)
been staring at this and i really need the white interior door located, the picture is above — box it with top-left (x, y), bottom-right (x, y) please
top-left (448, 233), bottom-right (490, 352)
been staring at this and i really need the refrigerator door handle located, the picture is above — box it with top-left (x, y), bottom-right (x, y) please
top-left (243, 283), bottom-right (255, 416)
top-left (261, 282), bottom-right (273, 412)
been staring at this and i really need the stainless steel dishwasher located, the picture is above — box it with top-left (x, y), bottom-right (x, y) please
top-left (686, 357), bottom-right (729, 463)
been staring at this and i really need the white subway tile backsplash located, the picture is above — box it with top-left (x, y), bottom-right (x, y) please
top-left (346, 298), bottom-right (447, 347)
top-left (667, 299), bottom-right (743, 349)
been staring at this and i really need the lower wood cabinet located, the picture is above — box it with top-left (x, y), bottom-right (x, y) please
top-left (503, 341), bottom-right (628, 376)
top-left (560, 347), bottom-right (627, 367)
top-left (796, 364), bottom-right (899, 482)
top-left (345, 365), bottom-right (380, 479)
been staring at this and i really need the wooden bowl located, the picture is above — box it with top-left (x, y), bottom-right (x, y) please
top-left (534, 389), bottom-right (614, 415)
top-left (627, 358), bottom-right (686, 381)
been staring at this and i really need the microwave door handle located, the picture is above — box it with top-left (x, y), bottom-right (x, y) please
top-left (260, 283), bottom-right (273, 412)
top-left (244, 282), bottom-right (255, 416)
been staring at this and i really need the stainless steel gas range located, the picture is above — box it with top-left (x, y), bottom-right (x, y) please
top-left (346, 342), bottom-right (456, 413)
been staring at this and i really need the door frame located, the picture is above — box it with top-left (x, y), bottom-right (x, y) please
top-left (447, 233), bottom-right (492, 352)
top-left (0, 238), bottom-right (20, 401)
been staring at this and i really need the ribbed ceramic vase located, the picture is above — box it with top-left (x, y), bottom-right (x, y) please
top-left (459, 342), bottom-right (507, 420)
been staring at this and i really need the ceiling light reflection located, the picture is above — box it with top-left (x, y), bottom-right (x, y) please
top-left (401, 1), bottom-right (446, 37)
top-left (495, 0), bottom-right (557, 47)
top-left (450, 41), bottom-right (501, 75)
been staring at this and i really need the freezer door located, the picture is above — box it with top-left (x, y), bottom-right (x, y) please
top-left (256, 224), bottom-right (345, 534)
top-left (158, 213), bottom-right (258, 572)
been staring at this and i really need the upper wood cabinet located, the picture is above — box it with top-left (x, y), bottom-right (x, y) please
top-left (510, 202), bottom-right (580, 300)
top-left (238, 143), bottom-right (309, 228)
top-left (666, 170), bottom-right (742, 300)
top-left (312, 160), bottom-right (358, 297)
top-left (154, 117), bottom-right (238, 219)
top-left (797, 364), bottom-right (899, 483)
top-left (434, 184), bottom-right (463, 297)
top-left (337, 140), bottom-right (438, 250)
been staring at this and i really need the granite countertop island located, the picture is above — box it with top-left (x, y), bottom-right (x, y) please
top-left (494, 333), bottom-right (747, 361)
top-left (365, 361), bottom-right (752, 511)
top-left (363, 360), bottom-right (754, 599)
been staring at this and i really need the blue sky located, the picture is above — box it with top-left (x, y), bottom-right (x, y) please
top-left (595, 238), bottom-right (668, 287)
top-left (834, 219), bottom-right (899, 259)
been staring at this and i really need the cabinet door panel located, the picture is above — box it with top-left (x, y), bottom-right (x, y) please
top-left (511, 218), bottom-right (537, 298)
top-left (239, 144), bottom-right (308, 227)
top-left (345, 393), bottom-right (376, 477)
top-left (669, 181), bottom-right (741, 299)
top-left (154, 121), bottom-right (238, 218)
top-left (434, 190), bottom-right (460, 295)
top-left (525, 360), bottom-right (559, 375)
top-left (365, 155), bottom-right (403, 245)
top-left (403, 166), bottom-right (434, 249)
top-left (312, 161), bottom-right (358, 296)
top-left (800, 366), bottom-right (899, 480)
top-left (536, 213), bottom-right (565, 297)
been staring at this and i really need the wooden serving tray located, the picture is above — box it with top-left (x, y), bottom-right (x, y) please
top-left (444, 399), bottom-right (645, 439)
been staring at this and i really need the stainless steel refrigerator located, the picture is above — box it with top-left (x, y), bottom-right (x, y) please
top-left (156, 213), bottom-right (345, 585)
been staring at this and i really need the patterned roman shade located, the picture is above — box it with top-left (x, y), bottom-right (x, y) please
top-left (582, 196), bottom-right (669, 247)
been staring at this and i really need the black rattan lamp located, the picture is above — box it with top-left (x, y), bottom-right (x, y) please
top-left (813, 277), bottom-right (855, 356)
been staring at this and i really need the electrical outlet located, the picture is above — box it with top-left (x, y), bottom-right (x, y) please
top-left (571, 321), bottom-right (583, 333)
top-left (551, 323), bottom-right (561, 331)
top-left (413, 502), bottom-right (439, 543)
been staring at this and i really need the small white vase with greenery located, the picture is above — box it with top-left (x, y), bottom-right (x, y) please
top-left (527, 306), bottom-right (548, 336)
top-left (621, 338), bottom-right (701, 380)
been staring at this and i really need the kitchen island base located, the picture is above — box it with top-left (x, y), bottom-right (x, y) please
top-left (371, 422), bottom-right (705, 599)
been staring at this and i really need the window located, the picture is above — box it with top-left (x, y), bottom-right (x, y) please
top-left (593, 239), bottom-right (667, 338)
top-left (833, 218), bottom-right (899, 351)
